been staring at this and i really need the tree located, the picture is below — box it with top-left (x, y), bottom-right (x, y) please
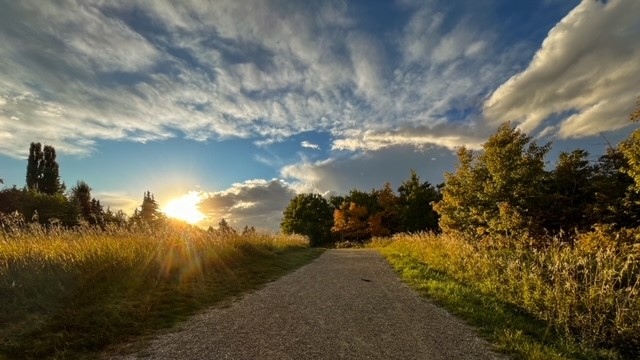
top-left (40, 145), bottom-right (62, 195)
top-left (435, 123), bottom-right (550, 238)
top-left (71, 181), bottom-right (92, 221)
top-left (69, 181), bottom-right (105, 225)
top-left (589, 147), bottom-right (640, 228)
top-left (104, 208), bottom-right (127, 226)
top-left (368, 182), bottom-right (400, 236)
top-left (542, 149), bottom-right (595, 231)
top-left (434, 147), bottom-right (484, 235)
top-left (397, 171), bottom-right (440, 233)
top-left (26, 142), bottom-right (43, 191)
top-left (26, 143), bottom-right (62, 195)
top-left (332, 201), bottom-right (369, 241)
top-left (218, 218), bottom-right (236, 235)
top-left (620, 98), bottom-right (640, 192)
top-left (131, 191), bottom-right (164, 226)
top-left (281, 193), bottom-right (333, 246)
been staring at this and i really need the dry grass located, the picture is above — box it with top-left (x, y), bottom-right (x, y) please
top-left (0, 220), bottom-right (319, 359)
top-left (374, 229), bottom-right (640, 357)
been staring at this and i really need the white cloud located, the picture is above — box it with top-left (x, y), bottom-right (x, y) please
top-left (331, 124), bottom-right (488, 152)
top-left (0, 0), bottom-right (602, 162)
top-left (484, 0), bottom-right (640, 138)
top-left (301, 141), bottom-right (320, 150)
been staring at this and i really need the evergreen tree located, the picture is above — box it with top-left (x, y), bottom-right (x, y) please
top-left (397, 170), bottom-right (441, 233)
top-left (543, 149), bottom-right (595, 231)
top-left (218, 218), bottom-right (236, 235)
top-left (131, 191), bottom-right (164, 226)
top-left (71, 181), bottom-right (92, 221)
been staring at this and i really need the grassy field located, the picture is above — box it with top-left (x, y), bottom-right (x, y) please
top-left (0, 223), bottom-right (322, 359)
top-left (373, 230), bottom-right (640, 360)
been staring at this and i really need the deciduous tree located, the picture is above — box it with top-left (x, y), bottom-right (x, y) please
top-left (281, 193), bottom-right (332, 246)
top-left (435, 122), bottom-right (550, 238)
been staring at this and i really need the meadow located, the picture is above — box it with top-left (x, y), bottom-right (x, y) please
top-left (0, 219), bottom-right (321, 359)
top-left (373, 229), bottom-right (640, 359)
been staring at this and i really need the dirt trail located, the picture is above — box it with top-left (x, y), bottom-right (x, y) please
top-left (109, 249), bottom-right (505, 360)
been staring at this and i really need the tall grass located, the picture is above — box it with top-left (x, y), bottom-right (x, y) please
top-left (373, 228), bottom-right (640, 356)
top-left (0, 220), bottom-right (318, 359)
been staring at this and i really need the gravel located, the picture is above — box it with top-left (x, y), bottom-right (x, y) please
top-left (107, 249), bottom-right (506, 360)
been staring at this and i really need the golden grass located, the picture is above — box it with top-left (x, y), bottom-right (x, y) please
top-left (0, 222), bottom-right (316, 359)
top-left (374, 229), bottom-right (640, 355)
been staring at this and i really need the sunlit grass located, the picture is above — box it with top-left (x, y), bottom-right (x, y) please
top-left (373, 230), bottom-right (640, 359)
top-left (0, 222), bottom-right (322, 359)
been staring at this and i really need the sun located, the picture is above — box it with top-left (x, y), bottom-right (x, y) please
top-left (163, 192), bottom-right (205, 224)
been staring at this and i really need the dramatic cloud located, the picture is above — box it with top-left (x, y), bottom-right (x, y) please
top-left (0, 0), bottom-right (538, 159)
top-left (484, 0), bottom-right (640, 138)
top-left (198, 179), bottom-right (296, 230)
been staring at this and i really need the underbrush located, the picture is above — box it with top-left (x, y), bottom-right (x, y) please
top-left (374, 228), bottom-right (640, 359)
top-left (0, 222), bottom-right (320, 359)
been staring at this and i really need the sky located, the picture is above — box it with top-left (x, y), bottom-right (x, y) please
top-left (1, 0), bottom-right (639, 230)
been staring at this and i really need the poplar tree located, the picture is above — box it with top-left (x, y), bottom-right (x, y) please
top-left (26, 142), bottom-right (43, 191)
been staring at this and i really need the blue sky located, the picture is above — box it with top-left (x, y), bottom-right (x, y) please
top-left (0, 0), bottom-right (639, 229)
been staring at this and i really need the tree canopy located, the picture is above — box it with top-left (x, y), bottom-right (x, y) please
top-left (281, 193), bottom-right (333, 246)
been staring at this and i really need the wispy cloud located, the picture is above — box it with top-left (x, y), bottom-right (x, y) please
top-left (0, 0), bottom-right (532, 159)
top-left (0, 0), bottom-right (634, 163)
top-left (301, 141), bottom-right (320, 150)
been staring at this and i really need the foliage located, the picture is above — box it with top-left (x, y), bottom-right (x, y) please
top-left (69, 180), bottom-right (106, 226)
top-left (0, 187), bottom-right (78, 226)
top-left (130, 191), bottom-right (165, 226)
top-left (588, 148), bottom-right (640, 228)
top-left (543, 149), bottom-right (595, 232)
top-left (376, 231), bottom-right (640, 357)
top-left (0, 221), bottom-right (317, 359)
top-left (332, 201), bottom-right (369, 241)
top-left (26, 143), bottom-right (63, 195)
top-left (281, 193), bottom-right (333, 246)
top-left (620, 100), bottom-right (640, 192)
top-left (217, 218), bottom-right (236, 235)
top-left (397, 171), bottom-right (441, 233)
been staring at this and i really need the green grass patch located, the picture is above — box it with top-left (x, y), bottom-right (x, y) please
top-left (380, 248), bottom-right (623, 360)
top-left (0, 226), bottom-right (323, 360)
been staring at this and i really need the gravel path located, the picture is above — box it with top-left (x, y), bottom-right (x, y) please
top-left (109, 249), bottom-right (505, 360)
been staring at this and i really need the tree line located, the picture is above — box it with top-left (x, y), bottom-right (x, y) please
top-left (282, 101), bottom-right (640, 245)
top-left (0, 143), bottom-right (164, 228)
top-left (281, 171), bottom-right (442, 246)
